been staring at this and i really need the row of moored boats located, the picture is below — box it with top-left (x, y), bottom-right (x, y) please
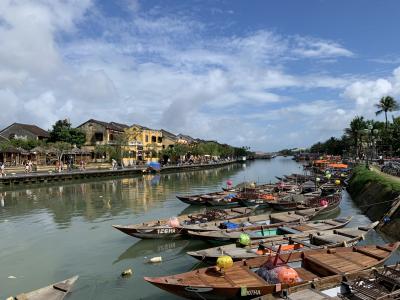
top-left (108, 168), bottom-right (400, 299)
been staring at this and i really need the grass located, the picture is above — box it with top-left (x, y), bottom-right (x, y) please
top-left (348, 165), bottom-right (400, 197)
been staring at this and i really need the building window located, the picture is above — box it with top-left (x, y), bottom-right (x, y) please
top-left (95, 132), bottom-right (103, 141)
top-left (157, 137), bottom-right (162, 143)
top-left (145, 135), bottom-right (149, 143)
top-left (109, 134), bottom-right (114, 141)
top-left (8, 134), bottom-right (15, 139)
top-left (151, 136), bottom-right (156, 143)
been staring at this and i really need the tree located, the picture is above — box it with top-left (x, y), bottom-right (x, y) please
top-left (375, 96), bottom-right (399, 128)
top-left (48, 141), bottom-right (72, 163)
top-left (345, 116), bottom-right (367, 158)
top-left (49, 119), bottom-right (86, 147)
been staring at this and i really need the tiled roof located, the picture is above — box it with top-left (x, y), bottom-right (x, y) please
top-left (77, 119), bottom-right (128, 132)
top-left (0, 123), bottom-right (50, 138)
top-left (161, 129), bottom-right (178, 140)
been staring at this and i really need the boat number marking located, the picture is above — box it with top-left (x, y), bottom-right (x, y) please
top-left (241, 287), bottom-right (261, 296)
top-left (246, 290), bottom-right (261, 296)
top-left (157, 228), bottom-right (176, 234)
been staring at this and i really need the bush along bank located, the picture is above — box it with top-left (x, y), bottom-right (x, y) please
top-left (347, 165), bottom-right (400, 240)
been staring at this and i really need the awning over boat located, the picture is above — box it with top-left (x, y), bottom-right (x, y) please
top-left (327, 163), bottom-right (348, 169)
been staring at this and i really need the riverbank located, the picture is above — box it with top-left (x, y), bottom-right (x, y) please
top-left (347, 165), bottom-right (400, 239)
top-left (0, 159), bottom-right (242, 189)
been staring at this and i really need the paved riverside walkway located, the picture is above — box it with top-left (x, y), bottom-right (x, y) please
top-left (371, 165), bottom-right (400, 183)
top-left (0, 160), bottom-right (239, 188)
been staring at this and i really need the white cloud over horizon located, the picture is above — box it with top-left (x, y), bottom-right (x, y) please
top-left (0, 0), bottom-right (398, 151)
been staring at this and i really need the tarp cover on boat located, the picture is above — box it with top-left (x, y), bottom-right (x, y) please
top-left (147, 161), bottom-right (161, 170)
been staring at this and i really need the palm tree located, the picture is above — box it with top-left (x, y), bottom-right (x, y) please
top-left (345, 116), bottom-right (366, 158)
top-left (375, 96), bottom-right (399, 128)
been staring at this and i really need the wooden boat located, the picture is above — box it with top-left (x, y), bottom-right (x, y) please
top-left (206, 196), bottom-right (240, 207)
top-left (144, 243), bottom-right (399, 300)
top-left (187, 222), bottom-right (378, 263)
top-left (187, 216), bottom-right (352, 243)
top-left (337, 263), bottom-right (400, 300)
top-left (10, 276), bottom-right (79, 300)
top-left (285, 263), bottom-right (400, 299)
top-left (112, 207), bottom-right (255, 239)
top-left (269, 191), bottom-right (341, 214)
top-left (177, 191), bottom-right (232, 205)
top-left (179, 208), bottom-right (324, 234)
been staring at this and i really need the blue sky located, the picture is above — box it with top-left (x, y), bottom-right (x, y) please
top-left (1, 0), bottom-right (400, 151)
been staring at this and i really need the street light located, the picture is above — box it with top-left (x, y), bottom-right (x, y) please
top-left (363, 125), bottom-right (379, 168)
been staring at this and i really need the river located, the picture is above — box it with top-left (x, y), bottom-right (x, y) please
top-left (0, 157), bottom-right (397, 299)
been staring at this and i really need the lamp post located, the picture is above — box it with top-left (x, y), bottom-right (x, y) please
top-left (363, 125), bottom-right (379, 168)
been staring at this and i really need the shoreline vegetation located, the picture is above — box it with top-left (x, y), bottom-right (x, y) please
top-left (0, 119), bottom-right (254, 172)
top-left (347, 165), bottom-right (400, 240)
top-left (308, 96), bottom-right (400, 157)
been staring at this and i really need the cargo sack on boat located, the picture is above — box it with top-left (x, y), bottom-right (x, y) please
top-left (256, 266), bottom-right (302, 284)
top-left (224, 193), bottom-right (237, 199)
top-left (220, 221), bottom-right (239, 229)
top-left (167, 217), bottom-right (180, 227)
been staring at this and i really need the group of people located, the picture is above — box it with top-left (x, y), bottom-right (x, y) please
top-left (24, 160), bottom-right (34, 173)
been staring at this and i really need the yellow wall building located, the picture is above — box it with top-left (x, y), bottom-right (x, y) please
top-left (123, 125), bottom-right (163, 165)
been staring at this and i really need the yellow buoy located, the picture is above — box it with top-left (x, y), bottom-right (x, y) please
top-left (217, 255), bottom-right (233, 270)
top-left (335, 179), bottom-right (341, 185)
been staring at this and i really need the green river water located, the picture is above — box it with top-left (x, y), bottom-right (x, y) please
top-left (0, 157), bottom-right (398, 299)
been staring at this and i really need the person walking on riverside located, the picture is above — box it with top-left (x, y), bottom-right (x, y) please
top-left (28, 160), bottom-right (33, 173)
top-left (0, 163), bottom-right (5, 177)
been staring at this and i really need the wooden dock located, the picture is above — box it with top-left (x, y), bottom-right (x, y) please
top-left (0, 160), bottom-right (238, 188)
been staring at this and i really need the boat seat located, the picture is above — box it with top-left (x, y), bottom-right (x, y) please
top-left (293, 268), bottom-right (320, 282)
top-left (278, 226), bottom-right (303, 234)
top-left (302, 255), bottom-right (342, 276)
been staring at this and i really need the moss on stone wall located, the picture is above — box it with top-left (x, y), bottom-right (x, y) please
top-left (347, 165), bottom-right (400, 239)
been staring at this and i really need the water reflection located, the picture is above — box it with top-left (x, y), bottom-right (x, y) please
top-left (1, 157), bottom-right (396, 300)
top-left (0, 163), bottom-right (244, 228)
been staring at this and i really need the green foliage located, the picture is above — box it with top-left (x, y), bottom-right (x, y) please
top-left (348, 165), bottom-right (400, 196)
top-left (279, 149), bottom-right (295, 156)
top-left (49, 119), bottom-right (86, 146)
top-left (309, 98), bottom-right (400, 157)
top-left (160, 142), bottom-right (251, 162)
top-left (310, 136), bottom-right (350, 155)
top-left (375, 96), bottom-right (399, 128)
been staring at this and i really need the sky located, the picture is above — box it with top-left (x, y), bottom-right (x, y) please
top-left (1, 0), bottom-right (400, 151)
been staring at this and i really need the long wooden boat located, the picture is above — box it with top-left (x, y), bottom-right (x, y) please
top-left (112, 207), bottom-right (255, 239)
top-left (284, 263), bottom-right (400, 299)
top-left (206, 196), bottom-right (240, 207)
top-left (269, 191), bottom-right (341, 214)
top-left (144, 243), bottom-right (399, 300)
top-left (10, 276), bottom-right (79, 300)
top-left (187, 222), bottom-right (378, 263)
top-left (187, 216), bottom-right (352, 243)
top-left (179, 208), bottom-right (324, 234)
top-left (177, 191), bottom-right (232, 205)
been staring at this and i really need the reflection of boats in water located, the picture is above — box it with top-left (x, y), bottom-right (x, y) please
top-left (113, 239), bottom-right (207, 264)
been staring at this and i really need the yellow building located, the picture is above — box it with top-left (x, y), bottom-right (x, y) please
top-left (123, 124), bottom-right (163, 165)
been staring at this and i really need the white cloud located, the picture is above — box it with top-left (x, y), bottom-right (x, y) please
top-left (292, 36), bottom-right (354, 58)
top-left (0, 0), bottom-right (362, 150)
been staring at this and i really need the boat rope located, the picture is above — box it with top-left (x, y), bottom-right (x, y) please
top-left (356, 199), bottom-right (396, 208)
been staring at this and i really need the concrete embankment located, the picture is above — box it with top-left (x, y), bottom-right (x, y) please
top-left (347, 165), bottom-right (400, 240)
top-left (0, 160), bottom-right (242, 189)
